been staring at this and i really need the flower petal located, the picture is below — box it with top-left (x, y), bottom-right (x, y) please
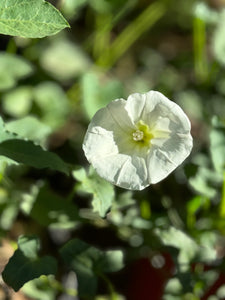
top-left (126, 91), bottom-right (191, 134)
top-left (83, 99), bottom-right (135, 162)
top-left (147, 133), bottom-right (193, 184)
top-left (90, 154), bottom-right (149, 190)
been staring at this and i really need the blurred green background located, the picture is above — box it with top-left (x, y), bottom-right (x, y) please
top-left (0, 0), bottom-right (225, 299)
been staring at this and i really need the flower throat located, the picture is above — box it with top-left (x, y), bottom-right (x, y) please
top-left (132, 120), bottom-right (154, 146)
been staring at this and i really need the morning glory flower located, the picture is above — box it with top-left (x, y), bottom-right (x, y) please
top-left (83, 91), bottom-right (193, 190)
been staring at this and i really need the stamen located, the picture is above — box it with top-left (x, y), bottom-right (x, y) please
top-left (133, 130), bottom-right (144, 141)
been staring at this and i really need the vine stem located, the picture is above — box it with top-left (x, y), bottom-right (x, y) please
top-left (98, 272), bottom-right (119, 300)
top-left (96, 1), bottom-right (166, 68)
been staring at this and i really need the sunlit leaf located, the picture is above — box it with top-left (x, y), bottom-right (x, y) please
top-left (6, 116), bottom-right (51, 147)
top-left (0, 0), bottom-right (69, 38)
top-left (0, 53), bottom-right (33, 91)
top-left (155, 226), bottom-right (216, 271)
top-left (73, 167), bottom-right (115, 217)
top-left (40, 37), bottom-right (90, 81)
top-left (155, 227), bottom-right (198, 270)
top-left (22, 276), bottom-right (57, 300)
top-left (194, 2), bottom-right (218, 24)
top-left (213, 10), bottom-right (225, 66)
top-left (210, 120), bottom-right (225, 173)
top-left (34, 82), bottom-right (69, 129)
top-left (2, 236), bottom-right (57, 291)
top-left (81, 72), bottom-right (123, 119)
top-left (185, 161), bottom-right (221, 198)
top-left (2, 86), bottom-right (33, 117)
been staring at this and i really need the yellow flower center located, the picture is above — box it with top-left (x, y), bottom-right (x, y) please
top-left (132, 121), bottom-right (154, 146)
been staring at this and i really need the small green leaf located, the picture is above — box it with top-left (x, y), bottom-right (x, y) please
top-left (21, 277), bottom-right (57, 300)
top-left (98, 250), bottom-right (124, 273)
top-left (0, 0), bottom-right (69, 38)
top-left (0, 53), bottom-right (33, 91)
top-left (0, 116), bottom-right (18, 142)
top-left (34, 82), bottom-right (69, 129)
top-left (210, 125), bottom-right (225, 173)
top-left (213, 10), bottom-right (225, 66)
top-left (18, 236), bottom-right (40, 260)
top-left (2, 235), bottom-right (57, 291)
top-left (81, 71), bottom-right (123, 119)
top-left (60, 238), bottom-right (124, 298)
top-left (6, 116), bottom-right (51, 147)
top-left (155, 227), bottom-right (199, 266)
top-left (40, 38), bottom-right (90, 81)
top-left (30, 185), bottom-right (79, 227)
top-left (73, 167), bottom-right (114, 217)
top-left (2, 86), bottom-right (33, 117)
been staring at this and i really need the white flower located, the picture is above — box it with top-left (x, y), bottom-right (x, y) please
top-left (83, 91), bottom-right (193, 190)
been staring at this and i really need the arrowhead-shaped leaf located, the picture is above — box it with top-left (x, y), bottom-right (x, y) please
top-left (60, 238), bottom-right (124, 298)
top-left (0, 0), bottom-right (69, 38)
top-left (2, 236), bottom-right (57, 291)
top-left (0, 117), bottom-right (69, 174)
top-left (0, 53), bottom-right (33, 91)
top-left (0, 139), bottom-right (69, 174)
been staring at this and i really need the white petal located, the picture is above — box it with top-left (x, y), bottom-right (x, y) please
top-left (91, 154), bottom-right (149, 190)
top-left (126, 91), bottom-right (167, 125)
top-left (83, 126), bottom-right (118, 162)
top-left (126, 91), bottom-right (191, 134)
top-left (147, 133), bottom-right (193, 184)
top-left (83, 98), bottom-right (134, 161)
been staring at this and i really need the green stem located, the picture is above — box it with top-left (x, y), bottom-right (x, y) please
top-left (193, 16), bottom-right (208, 83)
top-left (98, 272), bottom-right (119, 300)
top-left (93, 13), bottom-right (113, 59)
top-left (219, 171), bottom-right (225, 217)
top-left (96, 1), bottom-right (166, 68)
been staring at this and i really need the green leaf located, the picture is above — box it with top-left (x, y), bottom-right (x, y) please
top-left (34, 82), bottom-right (69, 129)
top-left (60, 238), bottom-right (124, 298)
top-left (155, 227), bottom-right (216, 268)
top-left (73, 167), bottom-right (114, 217)
top-left (2, 86), bottom-right (33, 117)
top-left (0, 139), bottom-right (69, 174)
top-left (21, 277), bottom-right (57, 300)
top-left (40, 37), bottom-right (90, 81)
top-left (0, 52), bottom-right (33, 91)
top-left (0, 0), bottom-right (69, 38)
top-left (81, 71), bottom-right (123, 119)
top-left (0, 116), bottom-right (19, 142)
top-left (30, 185), bottom-right (79, 227)
top-left (18, 236), bottom-right (40, 259)
top-left (98, 250), bottom-right (124, 273)
top-left (5, 116), bottom-right (51, 147)
top-left (213, 10), bottom-right (225, 66)
top-left (210, 123), bottom-right (225, 173)
top-left (0, 116), bottom-right (68, 173)
top-left (2, 235), bottom-right (57, 291)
